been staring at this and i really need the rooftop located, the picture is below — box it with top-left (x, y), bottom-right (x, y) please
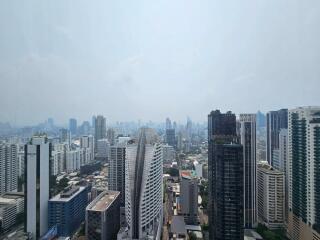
top-left (258, 162), bottom-right (284, 175)
top-left (49, 186), bottom-right (86, 202)
top-left (87, 190), bottom-right (120, 212)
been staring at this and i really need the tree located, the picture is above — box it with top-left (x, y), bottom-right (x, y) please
top-left (189, 232), bottom-right (197, 240)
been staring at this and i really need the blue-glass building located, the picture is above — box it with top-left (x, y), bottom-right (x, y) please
top-left (48, 186), bottom-right (88, 237)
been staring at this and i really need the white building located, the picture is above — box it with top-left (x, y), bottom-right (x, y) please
top-left (51, 151), bottom-right (64, 176)
top-left (0, 144), bottom-right (18, 194)
top-left (257, 162), bottom-right (284, 229)
top-left (25, 135), bottom-right (50, 239)
top-left (162, 144), bottom-right (175, 163)
top-left (66, 150), bottom-right (81, 172)
top-left (121, 128), bottom-right (163, 240)
top-left (80, 135), bottom-right (94, 162)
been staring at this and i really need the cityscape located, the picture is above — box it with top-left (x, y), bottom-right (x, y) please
top-left (1, 1), bottom-right (320, 240)
top-left (0, 108), bottom-right (319, 239)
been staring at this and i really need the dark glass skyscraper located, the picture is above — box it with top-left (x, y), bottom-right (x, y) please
top-left (266, 109), bottom-right (288, 166)
top-left (69, 118), bottom-right (77, 136)
top-left (208, 110), bottom-right (243, 240)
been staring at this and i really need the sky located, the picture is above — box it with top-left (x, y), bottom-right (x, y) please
top-left (0, 0), bottom-right (320, 125)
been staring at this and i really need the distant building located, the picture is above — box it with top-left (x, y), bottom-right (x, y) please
top-left (69, 118), bottom-right (77, 136)
top-left (66, 149), bottom-right (81, 172)
top-left (208, 110), bottom-right (243, 240)
top-left (80, 135), bottom-right (94, 161)
top-left (193, 161), bottom-right (203, 179)
top-left (51, 150), bottom-right (63, 176)
top-left (0, 202), bottom-right (16, 231)
top-left (86, 191), bottom-right (120, 240)
top-left (287, 107), bottom-right (320, 240)
top-left (179, 170), bottom-right (199, 225)
top-left (166, 129), bottom-right (176, 147)
top-left (48, 186), bottom-right (88, 237)
top-left (94, 115), bottom-right (107, 152)
top-left (163, 144), bottom-right (175, 163)
top-left (107, 128), bottom-right (116, 145)
top-left (266, 109), bottom-right (288, 166)
top-left (59, 128), bottom-right (71, 145)
top-left (0, 144), bottom-right (18, 194)
top-left (24, 136), bottom-right (51, 239)
top-left (96, 138), bottom-right (110, 161)
top-left (257, 162), bottom-right (284, 229)
top-left (240, 114), bottom-right (257, 228)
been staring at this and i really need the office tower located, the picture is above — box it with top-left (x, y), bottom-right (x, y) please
top-left (162, 144), bottom-right (175, 163)
top-left (122, 128), bottom-right (163, 239)
top-left (48, 186), bottom-right (88, 237)
top-left (86, 191), bottom-right (120, 240)
top-left (107, 128), bottom-right (116, 145)
top-left (166, 117), bottom-right (172, 130)
top-left (0, 144), bottom-right (18, 194)
top-left (166, 128), bottom-right (176, 147)
top-left (69, 118), bottom-right (77, 136)
top-left (24, 135), bottom-right (51, 239)
top-left (266, 109), bottom-right (288, 166)
top-left (108, 143), bottom-right (126, 205)
top-left (257, 162), bottom-right (284, 229)
top-left (180, 170), bottom-right (199, 225)
top-left (287, 107), bottom-right (320, 240)
top-left (80, 135), bottom-right (94, 161)
top-left (96, 139), bottom-right (110, 161)
top-left (240, 114), bottom-right (257, 228)
top-left (208, 110), bottom-right (243, 240)
top-left (94, 115), bottom-right (107, 152)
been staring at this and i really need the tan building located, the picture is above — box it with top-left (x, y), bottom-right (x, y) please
top-left (257, 162), bottom-right (284, 229)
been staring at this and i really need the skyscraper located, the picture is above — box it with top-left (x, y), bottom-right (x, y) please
top-left (208, 110), bottom-right (243, 240)
top-left (80, 135), bottom-right (94, 161)
top-left (240, 114), bottom-right (257, 228)
top-left (108, 143), bottom-right (126, 205)
top-left (166, 128), bottom-right (176, 147)
top-left (94, 115), bottom-right (106, 152)
top-left (24, 135), bottom-right (51, 239)
top-left (0, 144), bottom-right (18, 194)
top-left (121, 128), bottom-right (163, 239)
top-left (287, 107), bottom-right (320, 240)
top-left (59, 128), bottom-right (71, 145)
top-left (266, 109), bottom-right (288, 166)
top-left (69, 118), bottom-right (77, 136)
top-left (166, 117), bottom-right (172, 130)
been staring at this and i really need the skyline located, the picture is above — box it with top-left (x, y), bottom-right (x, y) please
top-left (1, 0), bottom-right (320, 124)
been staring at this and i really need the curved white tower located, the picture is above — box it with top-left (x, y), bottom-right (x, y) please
top-left (125, 128), bottom-right (163, 240)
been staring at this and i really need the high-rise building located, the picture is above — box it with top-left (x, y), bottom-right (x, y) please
top-left (257, 162), bottom-right (284, 229)
top-left (96, 138), bottom-right (110, 161)
top-left (107, 128), bottom-right (116, 145)
top-left (59, 128), bottom-right (71, 145)
top-left (108, 143), bottom-right (126, 227)
top-left (287, 107), bottom-right (320, 240)
top-left (166, 128), bottom-right (176, 147)
top-left (66, 149), bottom-right (81, 172)
top-left (266, 109), bottom-right (288, 166)
top-left (162, 144), bottom-right (175, 163)
top-left (166, 118), bottom-right (172, 130)
top-left (179, 170), bottom-right (199, 225)
top-left (0, 144), bottom-right (18, 194)
top-left (94, 115), bottom-right (107, 152)
top-left (69, 118), bottom-right (77, 136)
top-left (24, 135), bottom-right (51, 239)
top-left (240, 114), bottom-right (257, 228)
top-left (80, 135), bottom-right (94, 161)
top-left (86, 191), bottom-right (121, 240)
top-left (108, 143), bottom-right (126, 205)
top-left (121, 128), bottom-right (163, 239)
top-left (208, 110), bottom-right (243, 240)
top-left (48, 186), bottom-right (88, 237)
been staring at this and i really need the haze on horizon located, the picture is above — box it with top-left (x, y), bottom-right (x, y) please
top-left (0, 0), bottom-right (320, 125)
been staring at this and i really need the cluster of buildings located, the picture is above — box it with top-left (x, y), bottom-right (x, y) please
top-left (208, 106), bottom-right (320, 240)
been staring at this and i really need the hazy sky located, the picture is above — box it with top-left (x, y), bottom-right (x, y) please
top-left (0, 0), bottom-right (319, 125)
